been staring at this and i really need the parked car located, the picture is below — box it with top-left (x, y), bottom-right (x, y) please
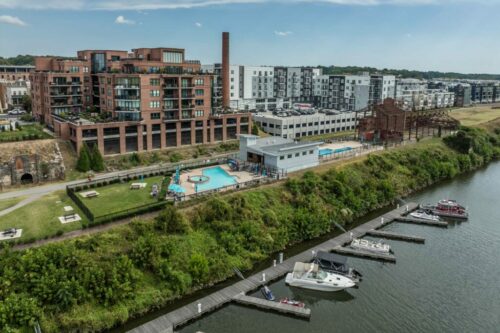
top-left (7, 108), bottom-right (26, 115)
top-left (1, 228), bottom-right (17, 237)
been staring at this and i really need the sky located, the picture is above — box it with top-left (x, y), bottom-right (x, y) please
top-left (0, 0), bottom-right (500, 74)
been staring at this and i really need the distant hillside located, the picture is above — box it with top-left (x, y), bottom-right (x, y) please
top-left (320, 66), bottom-right (500, 81)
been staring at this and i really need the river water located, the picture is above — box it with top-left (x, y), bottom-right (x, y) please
top-left (177, 162), bottom-right (500, 333)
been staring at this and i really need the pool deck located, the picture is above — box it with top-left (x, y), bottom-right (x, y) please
top-left (178, 165), bottom-right (263, 196)
top-left (320, 140), bottom-right (363, 151)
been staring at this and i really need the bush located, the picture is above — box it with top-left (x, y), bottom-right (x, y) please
top-left (169, 152), bottom-right (182, 163)
top-left (76, 143), bottom-right (91, 172)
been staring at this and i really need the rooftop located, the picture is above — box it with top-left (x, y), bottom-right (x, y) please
top-left (241, 134), bottom-right (322, 156)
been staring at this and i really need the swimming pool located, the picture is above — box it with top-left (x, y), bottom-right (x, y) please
top-left (195, 166), bottom-right (237, 192)
top-left (319, 147), bottom-right (353, 156)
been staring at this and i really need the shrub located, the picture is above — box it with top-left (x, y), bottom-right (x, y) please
top-left (76, 143), bottom-right (91, 172)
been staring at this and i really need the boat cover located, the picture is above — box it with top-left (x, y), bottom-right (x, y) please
top-left (314, 251), bottom-right (349, 273)
top-left (293, 262), bottom-right (318, 273)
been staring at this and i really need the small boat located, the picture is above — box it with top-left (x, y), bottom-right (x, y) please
top-left (279, 298), bottom-right (305, 308)
top-left (285, 262), bottom-right (356, 292)
top-left (350, 238), bottom-right (391, 254)
top-left (420, 199), bottom-right (468, 219)
top-left (313, 251), bottom-right (362, 283)
top-left (261, 285), bottom-right (275, 301)
top-left (410, 210), bottom-right (440, 221)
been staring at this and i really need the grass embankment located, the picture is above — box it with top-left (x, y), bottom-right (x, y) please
top-left (0, 191), bottom-right (84, 243)
top-left (450, 105), bottom-right (500, 126)
top-left (1, 124), bottom-right (500, 332)
top-left (78, 176), bottom-right (164, 217)
top-left (0, 124), bottom-right (52, 142)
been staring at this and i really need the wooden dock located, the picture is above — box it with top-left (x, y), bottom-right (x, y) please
top-left (332, 246), bottom-right (396, 262)
top-left (127, 203), bottom-right (419, 333)
top-left (395, 216), bottom-right (448, 228)
top-left (366, 230), bottom-right (425, 243)
top-left (232, 293), bottom-right (311, 318)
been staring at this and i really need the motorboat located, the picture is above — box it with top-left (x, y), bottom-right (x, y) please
top-left (285, 262), bottom-right (356, 292)
top-left (410, 210), bottom-right (440, 221)
top-left (313, 251), bottom-right (362, 283)
top-left (279, 298), bottom-right (305, 308)
top-left (261, 286), bottom-right (275, 301)
top-left (350, 238), bottom-right (391, 254)
top-left (420, 199), bottom-right (468, 219)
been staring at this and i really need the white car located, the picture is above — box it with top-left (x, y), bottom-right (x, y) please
top-left (8, 109), bottom-right (26, 115)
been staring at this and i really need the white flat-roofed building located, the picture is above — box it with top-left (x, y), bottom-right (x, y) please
top-left (398, 89), bottom-right (455, 111)
top-left (253, 109), bottom-right (358, 139)
top-left (239, 134), bottom-right (321, 173)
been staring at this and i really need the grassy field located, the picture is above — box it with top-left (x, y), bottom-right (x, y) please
top-left (78, 176), bottom-right (165, 217)
top-left (0, 191), bottom-right (84, 242)
top-left (0, 196), bottom-right (25, 211)
top-left (450, 105), bottom-right (500, 126)
top-left (0, 124), bottom-right (52, 142)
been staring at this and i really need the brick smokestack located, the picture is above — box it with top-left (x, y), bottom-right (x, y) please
top-left (222, 32), bottom-right (230, 109)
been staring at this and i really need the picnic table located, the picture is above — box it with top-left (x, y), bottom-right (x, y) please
top-left (130, 183), bottom-right (147, 190)
top-left (63, 206), bottom-right (75, 221)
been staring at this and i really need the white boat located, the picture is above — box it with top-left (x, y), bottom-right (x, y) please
top-left (285, 262), bottom-right (356, 292)
top-left (350, 238), bottom-right (391, 254)
top-left (410, 210), bottom-right (441, 221)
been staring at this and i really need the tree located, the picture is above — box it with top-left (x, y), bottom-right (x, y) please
top-left (76, 143), bottom-right (91, 172)
top-left (21, 95), bottom-right (32, 113)
top-left (252, 123), bottom-right (259, 136)
top-left (155, 205), bottom-right (189, 234)
top-left (90, 144), bottom-right (105, 172)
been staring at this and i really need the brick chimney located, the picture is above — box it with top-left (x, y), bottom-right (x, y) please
top-left (222, 32), bottom-right (230, 109)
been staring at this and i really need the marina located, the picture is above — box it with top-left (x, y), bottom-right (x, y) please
top-left (128, 203), bottom-right (428, 333)
top-left (365, 230), bottom-right (426, 243)
top-left (395, 216), bottom-right (449, 227)
top-left (232, 293), bottom-right (311, 319)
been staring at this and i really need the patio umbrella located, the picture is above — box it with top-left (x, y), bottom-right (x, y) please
top-left (168, 184), bottom-right (186, 193)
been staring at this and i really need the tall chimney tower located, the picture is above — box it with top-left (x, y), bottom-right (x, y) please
top-left (222, 32), bottom-right (230, 109)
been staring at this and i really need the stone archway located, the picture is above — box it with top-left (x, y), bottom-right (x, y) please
top-left (20, 173), bottom-right (33, 184)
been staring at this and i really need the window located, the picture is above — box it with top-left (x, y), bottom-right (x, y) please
top-left (195, 89), bottom-right (204, 96)
top-left (194, 79), bottom-right (204, 85)
top-left (195, 99), bottom-right (204, 106)
top-left (150, 78), bottom-right (160, 86)
top-left (302, 151), bottom-right (307, 155)
top-left (295, 152), bottom-right (300, 157)
top-left (151, 113), bottom-right (160, 119)
top-left (163, 51), bottom-right (183, 63)
top-left (150, 90), bottom-right (160, 97)
top-left (287, 154), bottom-right (292, 159)
top-left (195, 110), bottom-right (204, 117)
top-left (69, 66), bottom-right (79, 73)
top-left (149, 101), bottom-right (160, 108)
top-left (309, 150), bottom-right (314, 154)
top-left (280, 156), bottom-right (285, 160)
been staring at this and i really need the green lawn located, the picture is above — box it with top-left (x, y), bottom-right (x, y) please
top-left (450, 106), bottom-right (500, 126)
top-left (0, 124), bottom-right (52, 142)
top-left (0, 196), bottom-right (25, 211)
top-left (0, 191), bottom-right (84, 243)
top-left (78, 176), bottom-right (165, 217)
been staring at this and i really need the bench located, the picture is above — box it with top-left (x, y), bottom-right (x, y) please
top-left (86, 192), bottom-right (98, 198)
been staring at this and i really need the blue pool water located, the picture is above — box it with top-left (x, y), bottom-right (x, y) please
top-left (319, 147), bottom-right (352, 156)
top-left (194, 166), bottom-right (237, 192)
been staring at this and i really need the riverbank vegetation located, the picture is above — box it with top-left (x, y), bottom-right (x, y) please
top-left (2, 125), bottom-right (500, 332)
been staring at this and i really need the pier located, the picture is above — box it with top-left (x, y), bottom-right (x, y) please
top-left (232, 293), bottom-right (311, 318)
top-left (395, 216), bottom-right (448, 228)
top-left (366, 230), bottom-right (426, 243)
top-left (128, 203), bottom-right (420, 333)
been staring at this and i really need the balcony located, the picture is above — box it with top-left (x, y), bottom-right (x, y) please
top-left (181, 93), bottom-right (195, 99)
top-left (115, 95), bottom-right (140, 100)
top-left (164, 111), bottom-right (180, 121)
top-left (114, 85), bottom-right (140, 90)
top-left (164, 84), bottom-right (179, 89)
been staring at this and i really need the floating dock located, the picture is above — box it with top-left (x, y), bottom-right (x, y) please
top-left (366, 230), bottom-right (425, 243)
top-left (395, 216), bottom-right (448, 228)
top-left (232, 293), bottom-right (311, 318)
top-left (128, 203), bottom-right (420, 333)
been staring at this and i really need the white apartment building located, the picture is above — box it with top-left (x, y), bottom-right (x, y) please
top-left (398, 89), bottom-right (454, 111)
top-left (253, 110), bottom-right (358, 139)
top-left (395, 78), bottom-right (427, 99)
top-left (313, 74), bottom-right (370, 111)
top-left (369, 74), bottom-right (396, 105)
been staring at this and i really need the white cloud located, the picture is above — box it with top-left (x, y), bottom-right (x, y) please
top-left (274, 30), bottom-right (292, 37)
top-left (115, 15), bottom-right (135, 24)
top-left (0, 15), bottom-right (27, 26)
top-left (195, 22), bottom-right (202, 27)
top-left (0, 0), bottom-right (483, 11)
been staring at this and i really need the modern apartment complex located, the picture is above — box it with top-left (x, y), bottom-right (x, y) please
top-left (313, 74), bottom-right (371, 111)
top-left (31, 34), bottom-right (251, 155)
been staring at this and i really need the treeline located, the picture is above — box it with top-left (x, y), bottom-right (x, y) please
top-left (320, 65), bottom-right (500, 81)
top-left (1, 126), bottom-right (500, 332)
top-left (0, 55), bottom-right (75, 66)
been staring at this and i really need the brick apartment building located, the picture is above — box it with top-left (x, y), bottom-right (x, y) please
top-left (31, 34), bottom-right (251, 155)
